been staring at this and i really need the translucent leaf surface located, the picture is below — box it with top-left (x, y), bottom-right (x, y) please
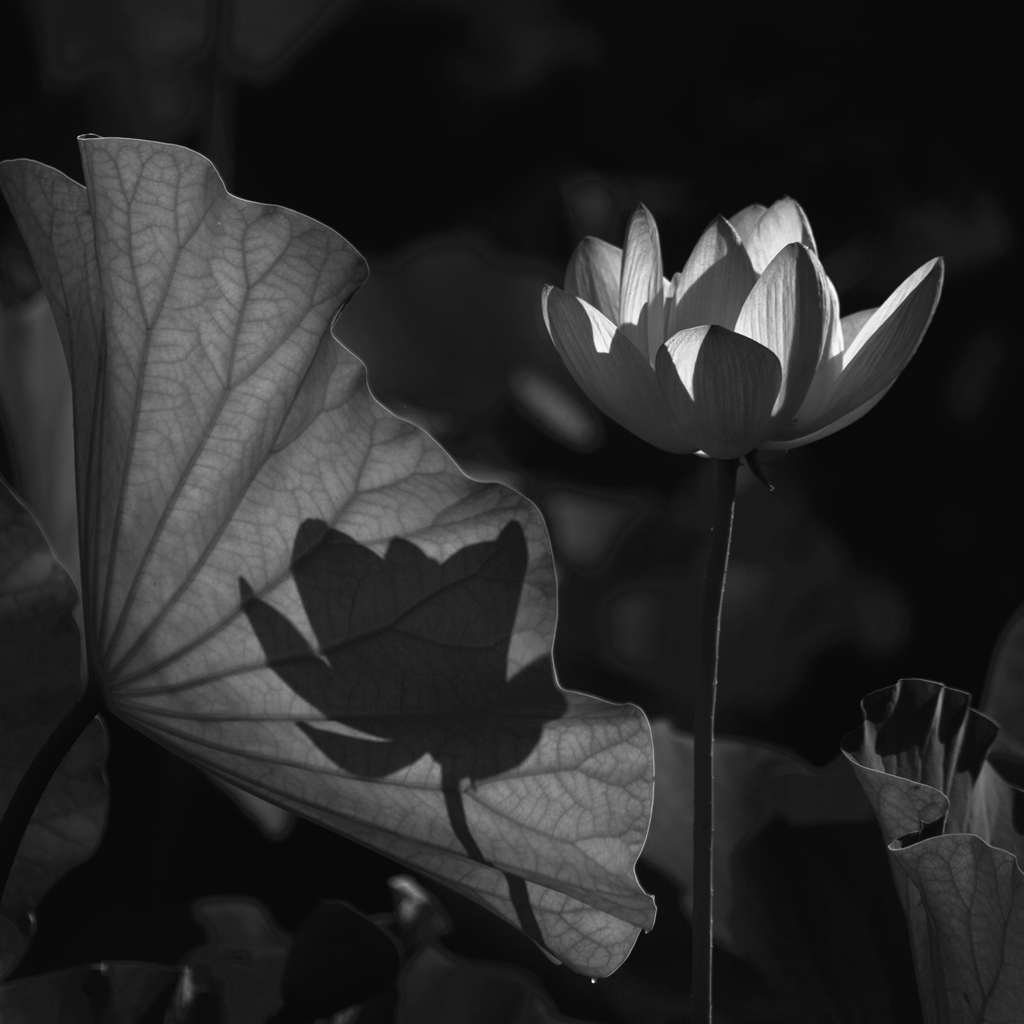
top-left (0, 137), bottom-right (654, 976)
top-left (844, 677), bottom-right (1024, 1023)
top-left (0, 266), bottom-right (294, 845)
top-left (0, 479), bottom-right (107, 978)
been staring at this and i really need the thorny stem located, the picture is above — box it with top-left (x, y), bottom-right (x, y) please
top-left (0, 687), bottom-right (102, 905)
top-left (692, 457), bottom-right (738, 1024)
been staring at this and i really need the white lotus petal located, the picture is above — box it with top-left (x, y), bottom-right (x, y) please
top-left (841, 260), bottom-right (943, 370)
top-left (543, 286), bottom-right (685, 451)
top-left (728, 204), bottom-right (768, 247)
top-left (840, 308), bottom-right (878, 352)
top-left (744, 198), bottom-right (817, 274)
top-left (734, 243), bottom-right (828, 421)
top-left (668, 216), bottom-right (757, 334)
top-left (779, 274), bottom-right (844, 430)
top-left (619, 205), bottom-right (663, 325)
top-left (565, 236), bottom-right (623, 321)
top-left (654, 325), bottom-right (781, 458)
top-left (771, 259), bottom-right (944, 447)
top-left (764, 387), bottom-right (889, 449)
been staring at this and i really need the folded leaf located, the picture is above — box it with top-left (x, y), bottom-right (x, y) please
top-left (0, 137), bottom-right (654, 976)
top-left (0, 479), bottom-right (107, 979)
top-left (844, 677), bottom-right (1024, 1023)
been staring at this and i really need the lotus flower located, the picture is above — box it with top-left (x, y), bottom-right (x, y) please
top-left (541, 199), bottom-right (943, 458)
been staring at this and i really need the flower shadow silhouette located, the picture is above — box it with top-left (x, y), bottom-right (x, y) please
top-left (238, 519), bottom-right (566, 946)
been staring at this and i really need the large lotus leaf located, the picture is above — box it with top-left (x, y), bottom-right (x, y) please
top-left (0, 479), bottom-right (107, 978)
top-left (0, 280), bottom-right (291, 844)
top-left (844, 677), bottom-right (1024, 1023)
top-left (0, 137), bottom-right (654, 976)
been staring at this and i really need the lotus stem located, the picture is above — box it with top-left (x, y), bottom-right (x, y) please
top-left (0, 688), bottom-right (101, 904)
top-left (692, 456), bottom-right (738, 1023)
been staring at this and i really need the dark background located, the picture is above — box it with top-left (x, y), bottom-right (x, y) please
top-left (0, 2), bottom-right (1018, 1021)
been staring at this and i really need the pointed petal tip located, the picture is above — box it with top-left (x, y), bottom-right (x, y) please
top-left (540, 283), bottom-right (554, 333)
top-left (925, 255), bottom-right (945, 282)
top-left (917, 256), bottom-right (945, 310)
top-left (734, 239), bottom-right (830, 421)
top-left (777, 238), bottom-right (815, 259)
top-left (743, 199), bottom-right (818, 272)
top-left (755, 239), bottom-right (822, 283)
top-left (780, 252), bottom-right (946, 447)
top-left (668, 218), bottom-right (756, 334)
top-left (710, 213), bottom-right (743, 242)
top-left (565, 237), bottom-right (623, 320)
top-left (729, 202), bottom-right (767, 220)
top-left (569, 234), bottom-right (622, 262)
top-left (772, 195), bottom-right (810, 215)
top-left (619, 204), bottom-right (664, 325)
top-left (624, 203), bottom-right (661, 244)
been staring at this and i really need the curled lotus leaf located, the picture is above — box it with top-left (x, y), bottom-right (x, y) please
top-left (844, 677), bottom-right (1024, 1023)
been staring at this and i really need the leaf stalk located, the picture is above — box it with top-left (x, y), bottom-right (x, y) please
top-left (0, 687), bottom-right (102, 905)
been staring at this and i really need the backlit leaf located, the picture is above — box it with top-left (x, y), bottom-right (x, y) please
top-left (0, 137), bottom-right (654, 976)
top-left (0, 262), bottom-right (294, 846)
top-left (0, 479), bottom-right (107, 979)
top-left (844, 677), bottom-right (1024, 1023)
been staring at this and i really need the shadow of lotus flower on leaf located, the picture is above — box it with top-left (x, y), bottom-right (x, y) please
top-left (239, 519), bottom-right (565, 946)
